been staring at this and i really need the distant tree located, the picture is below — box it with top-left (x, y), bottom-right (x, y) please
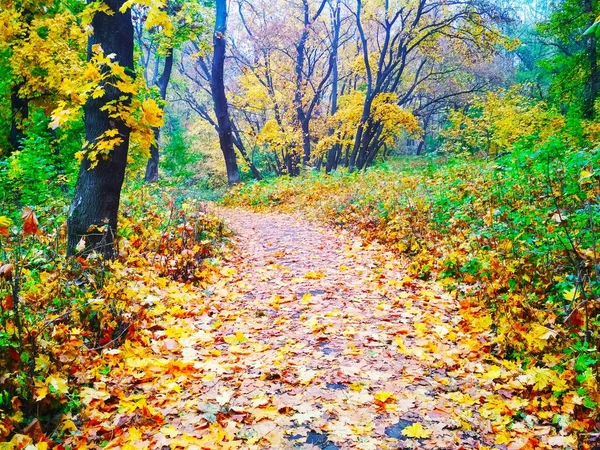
top-left (132, 0), bottom-right (210, 182)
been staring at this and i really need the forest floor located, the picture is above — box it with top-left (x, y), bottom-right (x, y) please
top-left (67, 208), bottom-right (562, 450)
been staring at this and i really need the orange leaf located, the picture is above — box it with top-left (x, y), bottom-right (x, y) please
top-left (21, 207), bottom-right (39, 236)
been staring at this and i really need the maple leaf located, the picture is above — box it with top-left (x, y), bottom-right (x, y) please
top-left (46, 374), bottom-right (69, 395)
top-left (374, 391), bottom-right (396, 403)
top-left (224, 331), bottom-right (248, 345)
top-left (21, 207), bottom-right (39, 235)
top-left (401, 422), bottom-right (432, 439)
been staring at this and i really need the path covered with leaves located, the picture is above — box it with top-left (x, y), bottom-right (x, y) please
top-left (68, 209), bottom-right (572, 450)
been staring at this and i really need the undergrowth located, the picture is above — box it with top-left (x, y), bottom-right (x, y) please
top-left (0, 182), bottom-right (228, 443)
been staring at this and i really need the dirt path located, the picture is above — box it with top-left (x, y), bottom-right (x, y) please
top-left (70, 208), bottom-right (512, 449)
top-left (202, 208), bottom-right (496, 449)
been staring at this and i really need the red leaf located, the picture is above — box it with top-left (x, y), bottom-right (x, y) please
top-left (21, 207), bottom-right (39, 236)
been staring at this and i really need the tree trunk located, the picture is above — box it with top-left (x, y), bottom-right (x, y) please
top-left (144, 48), bottom-right (173, 182)
top-left (326, 2), bottom-right (341, 174)
top-left (8, 85), bottom-right (28, 152)
top-left (67, 0), bottom-right (134, 258)
top-left (301, 118), bottom-right (311, 166)
top-left (144, 128), bottom-right (160, 183)
top-left (210, 0), bottom-right (240, 185)
top-left (584, 0), bottom-right (599, 119)
top-left (231, 121), bottom-right (263, 180)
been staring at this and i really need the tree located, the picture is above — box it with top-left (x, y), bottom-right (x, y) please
top-left (346, 0), bottom-right (510, 171)
top-left (536, 0), bottom-right (599, 118)
top-left (210, 0), bottom-right (240, 185)
top-left (0, 0), bottom-right (86, 155)
top-left (67, 0), bottom-right (134, 257)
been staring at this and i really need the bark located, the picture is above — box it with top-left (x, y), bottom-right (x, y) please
top-left (144, 128), bottom-right (160, 183)
top-left (348, 0), bottom-right (372, 172)
top-left (145, 48), bottom-right (174, 182)
top-left (210, 0), bottom-right (240, 185)
top-left (294, 0), bottom-right (328, 168)
top-left (295, 0), bottom-right (311, 167)
top-left (67, 0), bottom-right (134, 258)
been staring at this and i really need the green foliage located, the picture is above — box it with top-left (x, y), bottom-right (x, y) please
top-left (534, 0), bottom-right (599, 116)
top-left (0, 109), bottom-right (81, 216)
top-left (162, 116), bottom-right (200, 178)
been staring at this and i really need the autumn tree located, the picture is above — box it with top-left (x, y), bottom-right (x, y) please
top-left (67, 1), bottom-right (135, 257)
top-left (174, 27), bottom-right (263, 180)
top-left (0, 0), bottom-right (86, 154)
top-left (231, 0), bottom-right (346, 175)
top-left (344, 0), bottom-right (510, 171)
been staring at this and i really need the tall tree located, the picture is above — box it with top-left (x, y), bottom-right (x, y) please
top-left (211, 0), bottom-right (240, 185)
top-left (144, 48), bottom-right (173, 182)
top-left (67, 0), bottom-right (134, 257)
top-left (583, 0), bottom-right (599, 119)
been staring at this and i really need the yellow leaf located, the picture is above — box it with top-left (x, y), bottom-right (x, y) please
top-left (160, 425), bottom-right (180, 438)
top-left (34, 385), bottom-right (48, 401)
top-left (46, 374), bottom-right (69, 395)
top-left (374, 391), bottom-right (395, 403)
top-left (401, 422), bottom-right (432, 439)
top-left (563, 287), bottom-right (580, 302)
top-left (304, 271), bottom-right (325, 279)
top-left (224, 332), bottom-right (248, 345)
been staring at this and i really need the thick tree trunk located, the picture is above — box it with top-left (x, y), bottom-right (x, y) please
top-left (144, 48), bottom-right (173, 182)
top-left (211, 0), bottom-right (240, 185)
top-left (8, 86), bottom-right (27, 152)
top-left (584, 0), bottom-right (599, 119)
top-left (67, 0), bottom-right (134, 258)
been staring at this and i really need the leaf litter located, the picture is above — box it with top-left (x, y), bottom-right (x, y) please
top-left (58, 208), bottom-right (581, 449)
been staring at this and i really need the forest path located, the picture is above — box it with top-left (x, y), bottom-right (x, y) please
top-left (201, 208), bottom-right (497, 449)
top-left (72, 208), bottom-right (507, 449)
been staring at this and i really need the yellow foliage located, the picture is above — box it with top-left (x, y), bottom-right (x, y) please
top-left (443, 86), bottom-right (565, 155)
top-left (313, 90), bottom-right (421, 160)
